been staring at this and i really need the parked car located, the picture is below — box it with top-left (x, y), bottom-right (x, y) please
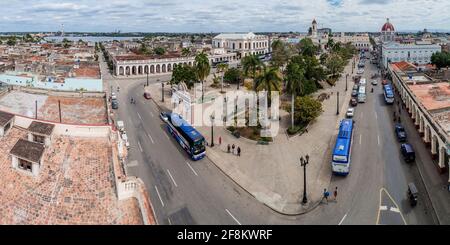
top-left (401, 143), bottom-right (416, 163)
top-left (371, 80), bottom-right (378, 85)
top-left (111, 99), bottom-right (119, 109)
top-left (395, 124), bottom-right (407, 142)
top-left (353, 84), bottom-right (359, 90)
top-left (357, 69), bottom-right (364, 75)
top-left (117, 121), bottom-right (125, 132)
top-left (350, 98), bottom-right (358, 107)
top-left (346, 108), bottom-right (355, 118)
top-left (382, 79), bottom-right (389, 85)
top-left (352, 89), bottom-right (359, 97)
top-left (160, 111), bottom-right (170, 122)
top-left (122, 133), bottom-right (130, 149)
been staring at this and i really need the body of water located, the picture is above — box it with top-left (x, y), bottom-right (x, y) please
top-left (44, 36), bottom-right (143, 43)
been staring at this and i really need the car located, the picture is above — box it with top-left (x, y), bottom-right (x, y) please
top-left (371, 80), bottom-right (378, 85)
top-left (346, 108), bottom-right (355, 118)
top-left (117, 121), bottom-right (125, 132)
top-left (357, 69), bottom-right (364, 75)
top-left (111, 99), bottom-right (119, 109)
top-left (144, 92), bottom-right (151, 100)
top-left (351, 90), bottom-right (359, 97)
top-left (382, 79), bottom-right (389, 85)
top-left (160, 111), bottom-right (170, 122)
top-left (395, 124), bottom-right (407, 142)
top-left (353, 84), bottom-right (359, 90)
top-left (122, 133), bottom-right (130, 149)
top-left (401, 143), bottom-right (416, 163)
top-left (350, 98), bottom-right (358, 107)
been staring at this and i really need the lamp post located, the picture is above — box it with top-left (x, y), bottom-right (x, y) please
top-left (146, 70), bottom-right (149, 86)
top-left (345, 74), bottom-right (349, 91)
top-left (160, 79), bottom-right (164, 103)
top-left (237, 77), bottom-right (240, 90)
top-left (300, 154), bottom-right (310, 204)
top-left (210, 114), bottom-right (215, 147)
top-left (336, 91), bottom-right (340, 115)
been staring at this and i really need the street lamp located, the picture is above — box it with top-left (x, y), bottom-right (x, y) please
top-left (300, 154), bottom-right (310, 204)
top-left (336, 91), bottom-right (340, 115)
top-left (345, 74), bottom-right (349, 92)
top-left (237, 77), bottom-right (240, 90)
top-left (146, 70), bottom-right (149, 86)
top-left (210, 114), bottom-right (215, 147)
top-left (160, 79), bottom-right (164, 103)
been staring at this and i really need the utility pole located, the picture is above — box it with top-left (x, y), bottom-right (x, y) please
top-left (300, 155), bottom-right (310, 204)
top-left (58, 100), bottom-right (62, 123)
top-left (336, 91), bottom-right (340, 115)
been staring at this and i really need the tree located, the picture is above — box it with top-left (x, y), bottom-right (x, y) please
top-left (181, 48), bottom-right (191, 57)
top-left (325, 53), bottom-right (345, 79)
top-left (6, 38), bottom-right (16, 46)
top-left (154, 47), bottom-right (166, 56)
top-left (327, 38), bottom-right (335, 51)
top-left (431, 51), bottom-right (450, 70)
top-left (171, 64), bottom-right (197, 89)
top-left (195, 52), bottom-right (211, 102)
top-left (62, 38), bottom-right (71, 48)
top-left (291, 55), bottom-right (325, 88)
top-left (298, 38), bottom-right (318, 57)
top-left (293, 96), bottom-right (323, 125)
top-left (242, 54), bottom-right (262, 79)
top-left (271, 40), bottom-right (289, 68)
top-left (254, 65), bottom-right (282, 106)
top-left (285, 62), bottom-right (306, 127)
top-left (223, 67), bottom-right (241, 84)
top-left (217, 63), bottom-right (229, 93)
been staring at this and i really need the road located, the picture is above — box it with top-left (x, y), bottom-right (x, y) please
top-left (99, 52), bottom-right (437, 225)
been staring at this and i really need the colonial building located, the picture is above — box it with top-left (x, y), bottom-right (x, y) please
top-left (212, 32), bottom-right (269, 58)
top-left (388, 61), bottom-right (449, 185)
top-left (381, 18), bottom-right (396, 43)
top-left (381, 41), bottom-right (441, 68)
top-left (332, 33), bottom-right (372, 51)
top-left (309, 19), bottom-right (329, 50)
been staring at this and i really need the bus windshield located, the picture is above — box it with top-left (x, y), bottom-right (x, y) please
top-left (192, 139), bottom-right (206, 154)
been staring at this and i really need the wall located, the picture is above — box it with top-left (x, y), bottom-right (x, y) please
top-left (0, 74), bottom-right (103, 92)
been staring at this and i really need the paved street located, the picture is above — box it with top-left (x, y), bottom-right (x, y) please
top-left (99, 53), bottom-right (438, 225)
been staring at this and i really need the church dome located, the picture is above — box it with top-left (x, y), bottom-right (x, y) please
top-left (381, 18), bottom-right (395, 32)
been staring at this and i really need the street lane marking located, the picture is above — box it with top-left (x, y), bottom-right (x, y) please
top-left (138, 141), bottom-right (143, 152)
top-left (338, 213), bottom-right (348, 225)
top-left (376, 188), bottom-right (407, 225)
top-left (155, 186), bottom-right (165, 207)
top-left (377, 135), bottom-right (380, 145)
top-left (137, 112), bottom-right (142, 121)
top-left (168, 218), bottom-right (172, 225)
top-left (390, 207), bottom-right (400, 213)
top-left (147, 132), bottom-right (155, 144)
top-left (225, 209), bottom-right (241, 225)
top-left (359, 134), bottom-right (362, 145)
top-left (150, 111), bottom-right (154, 118)
top-left (167, 169), bottom-right (178, 187)
top-left (186, 162), bottom-right (199, 176)
top-left (379, 205), bottom-right (387, 211)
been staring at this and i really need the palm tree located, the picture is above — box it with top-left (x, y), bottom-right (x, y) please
top-left (216, 63), bottom-right (229, 93)
top-left (285, 62), bottom-right (306, 128)
top-left (254, 65), bottom-right (282, 107)
top-left (182, 48), bottom-right (191, 57)
top-left (195, 52), bottom-right (211, 102)
top-left (242, 54), bottom-right (262, 79)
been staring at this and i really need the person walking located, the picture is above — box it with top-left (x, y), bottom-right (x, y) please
top-left (333, 187), bottom-right (338, 202)
top-left (232, 144), bottom-right (235, 155)
top-left (237, 146), bottom-right (241, 157)
top-left (227, 144), bottom-right (231, 153)
top-left (393, 111), bottom-right (396, 121)
top-left (322, 188), bottom-right (330, 204)
top-left (219, 136), bottom-right (222, 145)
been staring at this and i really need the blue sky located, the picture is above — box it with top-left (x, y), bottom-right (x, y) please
top-left (0, 0), bottom-right (449, 32)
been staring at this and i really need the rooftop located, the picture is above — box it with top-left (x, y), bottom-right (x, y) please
top-left (9, 138), bottom-right (45, 163)
top-left (0, 128), bottom-right (144, 224)
top-left (408, 82), bottom-right (450, 111)
top-left (28, 121), bottom-right (55, 136)
top-left (0, 110), bottom-right (14, 127)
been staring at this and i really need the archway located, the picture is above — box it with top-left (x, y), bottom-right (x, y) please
top-left (156, 64), bottom-right (161, 73)
top-left (162, 64), bottom-right (166, 73)
top-left (138, 66), bottom-right (143, 75)
top-left (126, 66), bottom-right (131, 76)
top-left (132, 66), bottom-right (137, 75)
top-left (168, 64), bottom-right (172, 72)
top-left (150, 65), bottom-right (155, 74)
top-left (144, 65), bottom-right (149, 74)
top-left (119, 66), bottom-right (124, 76)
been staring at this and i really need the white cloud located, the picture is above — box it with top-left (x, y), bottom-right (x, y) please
top-left (0, 0), bottom-right (448, 32)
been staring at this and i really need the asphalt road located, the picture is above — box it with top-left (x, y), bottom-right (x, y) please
top-left (100, 53), bottom-right (437, 225)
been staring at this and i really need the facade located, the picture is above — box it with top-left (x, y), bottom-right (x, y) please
top-left (388, 62), bottom-right (449, 185)
top-left (309, 19), bottom-right (329, 50)
top-left (381, 41), bottom-right (441, 68)
top-left (332, 33), bottom-right (372, 51)
top-left (212, 32), bottom-right (269, 58)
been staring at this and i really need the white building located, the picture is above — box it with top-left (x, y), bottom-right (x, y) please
top-left (332, 33), bottom-right (372, 51)
top-left (380, 18), bottom-right (396, 43)
top-left (212, 32), bottom-right (269, 58)
top-left (309, 19), bottom-right (329, 50)
top-left (381, 41), bottom-right (441, 68)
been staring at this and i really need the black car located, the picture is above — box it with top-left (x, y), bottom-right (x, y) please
top-left (395, 124), bottom-right (407, 142)
top-left (352, 89), bottom-right (359, 97)
top-left (401, 143), bottom-right (416, 163)
top-left (112, 99), bottom-right (119, 109)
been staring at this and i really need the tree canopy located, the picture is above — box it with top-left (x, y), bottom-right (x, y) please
top-left (431, 51), bottom-right (450, 70)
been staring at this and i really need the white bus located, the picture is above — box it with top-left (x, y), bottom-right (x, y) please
top-left (358, 86), bottom-right (366, 103)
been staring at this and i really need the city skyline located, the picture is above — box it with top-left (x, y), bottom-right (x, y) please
top-left (1, 0), bottom-right (449, 33)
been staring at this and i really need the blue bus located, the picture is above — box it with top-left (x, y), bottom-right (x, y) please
top-left (383, 84), bottom-right (395, 104)
top-left (332, 119), bottom-right (354, 176)
top-left (166, 113), bottom-right (206, 161)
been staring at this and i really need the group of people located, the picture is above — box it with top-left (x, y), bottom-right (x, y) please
top-left (227, 143), bottom-right (241, 157)
top-left (322, 187), bottom-right (338, 204)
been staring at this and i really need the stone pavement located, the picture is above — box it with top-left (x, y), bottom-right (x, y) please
top-left (149, 60), bottom-right (356, 214)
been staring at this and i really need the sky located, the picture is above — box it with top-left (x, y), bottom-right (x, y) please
top-left (0, 0), bottom-right (449, 33)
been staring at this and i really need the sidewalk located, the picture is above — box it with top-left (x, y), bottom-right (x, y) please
top-left (149, 60), bottom-right (355, 214)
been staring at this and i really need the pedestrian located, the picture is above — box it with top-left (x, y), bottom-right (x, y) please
top-left (393, 112), bottom-right (396, 121)
top-left (333, 187), bottom-right (338, 202)
top-left (227, 144), bottom-right (231, 153)
top-left (232, 144), bottom-right (235, 155)
top-left (237, 146), bottom-right (241, 157)
top-left (219, 136), bottom-right (222, 145)
top-left (322, 188), bottom-right (330, 204)
top-left (398, 116), bottom-right (401, 123)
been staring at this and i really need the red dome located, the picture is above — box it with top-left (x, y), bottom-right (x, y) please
top-left (381, 18), bottom-right (395, 32)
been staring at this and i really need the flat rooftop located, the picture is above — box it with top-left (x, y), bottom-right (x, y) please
top-left (408, 82), bottom-right (450, 111)
top-left (0, 91), bottom-right (107, 125)
top-left (0, 127), bottom-right (143, 224)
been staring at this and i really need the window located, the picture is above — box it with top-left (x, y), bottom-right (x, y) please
top-left (4, 122), bottom-right (11, 134)
top-left (33, 134), bottom-right (45, 144)
top-left (19, 159), bottom-right (32, 172)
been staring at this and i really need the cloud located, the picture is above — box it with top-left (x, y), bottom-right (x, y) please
top-left (0, 0), bottom-right (448, 32)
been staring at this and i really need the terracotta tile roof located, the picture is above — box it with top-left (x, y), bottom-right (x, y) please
top-left (28, 121), bottom-right (55, 136)
top-left (10, 138), bottom-right (45, 163)
top-left (73, 67), bottom-right (100, 78)
top-left (408, 82), bottom-right (450, 111)
top-left (392, 61), bottom-right (417, 72)
top-left (0, 111), bottom-right (14, 127)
